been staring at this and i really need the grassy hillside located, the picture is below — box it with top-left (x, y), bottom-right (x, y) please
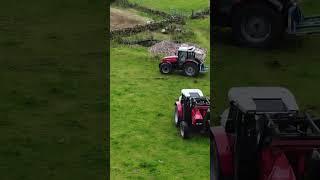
top-left (110, 15), bottom-right (210, 179)
top-left (300, 0), bottom-right (320, 15)
top-left (129, 0), bottom-right (209, 15)
top-left (0, 1), bottom-right (106, 179)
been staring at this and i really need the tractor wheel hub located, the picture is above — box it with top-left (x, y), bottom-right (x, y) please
top-left (241, 16), bottom-right (271, 42)
top-left (185, 66), bottom-right (195, 76)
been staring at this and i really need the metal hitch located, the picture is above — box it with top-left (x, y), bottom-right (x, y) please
top-left (288, 5), bottom-right (320, 35)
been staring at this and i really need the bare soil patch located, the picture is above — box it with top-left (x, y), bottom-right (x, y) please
top-left (110, 8), bottom-right (151, 30)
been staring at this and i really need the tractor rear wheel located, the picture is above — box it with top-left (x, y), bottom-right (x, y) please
top-left (183, 62), bottom-right (199, 77)
top-left (180, 121), bottom-right (190, 139)
top-left (232, 3), bottom-right (283, 48)
top-left (210, 136), bottom-right (223, 180)
top-left (306, 150), bottom-right (320, 180)
top-left (160, 63), bottom-right (172, 74)
top-left (174, 106), bottom-right (180, 127)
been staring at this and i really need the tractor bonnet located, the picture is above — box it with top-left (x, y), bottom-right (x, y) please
top-left (228, 87), bottom-right (299, 113)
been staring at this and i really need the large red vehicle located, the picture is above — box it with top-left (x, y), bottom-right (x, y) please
top-left (159, 46), bottom-right (208, 77)
top-left (174, 89), bottom-right (210, 138)
top-left (210, 87), bottom-right (320, 180)
top-left (213, 0), bottom-right (320, 47)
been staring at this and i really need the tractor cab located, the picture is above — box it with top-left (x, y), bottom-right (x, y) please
top-left (222, 87), bottom-right (302, 179)
top-left (210, 87), bottom-right (320, 180)
top-left (221, 87), bottom-right (300, 134)
top-left (177, 46), bottom-right (196, 64)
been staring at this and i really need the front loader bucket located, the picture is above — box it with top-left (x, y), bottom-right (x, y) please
top-left (288, 6), bottom-right (320, 35)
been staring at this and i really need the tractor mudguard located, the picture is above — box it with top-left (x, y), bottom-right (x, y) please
top-left (159, 62), bottom-right (171, 68)
top-left (185, 59), bottom-right (199, 65)
top-left (210, 127), bottom-right (234, 177)
top-left (260, 149), bottom-right (296, 180)
top-left (175, 101), bottom-right (183, 120)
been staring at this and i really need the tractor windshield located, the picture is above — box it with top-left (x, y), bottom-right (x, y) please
top-left (178, 51), bottom-right (187, 62)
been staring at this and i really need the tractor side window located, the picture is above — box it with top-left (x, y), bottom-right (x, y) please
top-left (245, 113), bottom-right (256, 137)
top-left (181, 95), bottom-right (185, 103)
top-left (228, 105), bottom-right (236, 121)
top-left (179, 51), bottom-right (187, 62)
top-left (187, 52), bottom-right (194, 59)
top-left (235, 108), bottom-right (244, 134)
top-left (225, 104), bottom-right (237, 133)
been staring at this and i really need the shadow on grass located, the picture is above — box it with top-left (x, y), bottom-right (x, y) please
top-left (213, 27), bottom-right (306, 52)
top-left (160, 70), bottom-right (208, 79)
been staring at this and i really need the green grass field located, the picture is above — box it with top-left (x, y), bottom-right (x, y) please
top-left (213, 1), bottom-right (320, 120)
top-left (300, 0), bottom-right (320, 15)
top-left (0, 1), bottom-right (106, 179)
top-left (110, 10), bottom-right (210, 180)
top-left (129, 0), bottom-right (209, 15)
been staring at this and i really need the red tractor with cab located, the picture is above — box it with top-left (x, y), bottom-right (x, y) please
top-left (159, 46), bottom-right (208, 77)
top-left (210, 87), bottom-right (320, 180)
top-left (174, 89), bottom-right (210, 138)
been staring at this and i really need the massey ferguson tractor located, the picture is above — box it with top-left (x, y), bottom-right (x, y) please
top-left (213, 0), bottom-right (320, 47)
top-left (174, 89), bottom-right (210, 138)
top-left (210, 87), bottom-right (320, 180)
top-left (159, 46), bottom-right (208, 77)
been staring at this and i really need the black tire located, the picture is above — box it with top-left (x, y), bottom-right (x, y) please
top-left (183, 62), bottom-right (199, 77)
top-left (180, 121), bottom-right (190, 139)
top-left (210, 137), bottom-right (223, 180)
top-left (160, 63), bottom-right (172, 74)
top-left (232, 3), bottom-right (284, 48)
top-left (306, 151), bottom-right (320, 180)
top-left (174, 106), bottom-right (180, 128)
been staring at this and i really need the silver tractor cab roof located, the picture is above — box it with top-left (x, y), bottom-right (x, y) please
top-left (181, 89), bottom-right (204, 98)
top-left (178, 46), bottom-right (196, 52)
top-left (228, 87), bottom-right (299, 113)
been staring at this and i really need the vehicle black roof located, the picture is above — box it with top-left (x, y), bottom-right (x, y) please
top-left (228, 87), bottom-right (299, 113)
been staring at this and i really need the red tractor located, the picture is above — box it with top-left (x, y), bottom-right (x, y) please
top-left (159, 46), bottom-right (208, 77)
top-left (174, 89), bottom-right (210, 138)
top-left (213, 0), bottom-right (320, 47)
top-left (210, 87), bottom-right (320, 180)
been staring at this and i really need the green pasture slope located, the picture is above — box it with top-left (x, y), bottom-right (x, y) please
top-left (213, 0), bottom-right (320, 120)
top-left (129, 0), bottom-right (209, 15)
top-left (110, 7), bottom-right (210, 180)
top-left (0, 1), bottom-right (106, 179)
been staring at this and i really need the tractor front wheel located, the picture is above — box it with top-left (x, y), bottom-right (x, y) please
top-left (232, 3), bottom-right (283, 48)
top-left (180, 121), bottom-right (190, 139)
top-left (160, 63), bottom-right (172, 74)
top-left (210, 136), bottom-right (223, 180)
top-left (174, 106), bottom-right (180, 127)
top-left (183, 62), bottom-right (199, 77)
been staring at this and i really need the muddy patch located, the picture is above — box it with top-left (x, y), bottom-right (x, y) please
top-left (110, 8), bottom-right (151, 31)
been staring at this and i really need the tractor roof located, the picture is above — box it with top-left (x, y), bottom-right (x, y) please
top-left (178, 46), bottom-right (195, 52)
top-left (181, 89), bottom-right (204, 98)
top-left (228, 87), bottom-right (299, 113)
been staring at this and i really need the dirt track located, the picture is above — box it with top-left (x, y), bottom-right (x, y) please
top-left (110, 8), bottom-right (150, 30)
